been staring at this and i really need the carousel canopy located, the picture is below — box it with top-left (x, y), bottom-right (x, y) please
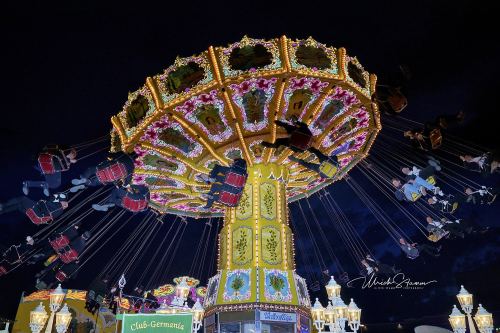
top-left (111, 36), bottom-right (380, 217)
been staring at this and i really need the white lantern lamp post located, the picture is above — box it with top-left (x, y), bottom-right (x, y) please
top-left (54, 304), bottom-right (72, 333)
top-left (176, 278), bottom-right (190, 300)
top-left (326, 276), bottom-right (341, 301)
top-left (30, 303), bottom-right (48, 333)
top-left (313, 277), bottom-right (362, 333)
top-left (171, 277), bottom-right (190, 307)
top-left (474, 304), bottom-right (493, 333)
top-left (324, 301), bottom-right (336, 332)
top-left (457, 286), bottom-right (474, 315)
top-left (45, 284), bottom-right (66, 333)
top-left (333, 297), bottom-right (348, 333)
top-left (347, 299), bottom-right (361, 333)
top-left (312, 298), bottom-right (326, 333)
top-left (449, 305), bottom-right (467, 333)
top-left (456, 285), bottom-right (477, 333)
top-left (191, 300), bottom-right (204, 333)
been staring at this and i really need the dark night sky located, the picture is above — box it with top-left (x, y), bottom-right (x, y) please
top-left (1, 1), bottom-right (500, 332)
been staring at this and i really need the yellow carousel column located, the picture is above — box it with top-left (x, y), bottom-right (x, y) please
top-left (205, 163), bottom-right (311, 331)
top-left (206, 163), bottom-right (309, 312)
top-left (223, 163), bottom-right (292, 272)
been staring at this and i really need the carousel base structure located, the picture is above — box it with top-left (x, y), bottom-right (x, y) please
top-left (203, 308), bottom-right (310, 333)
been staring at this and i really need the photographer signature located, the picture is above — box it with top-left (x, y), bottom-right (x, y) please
top-left (347, 273), bottom-right (437, 289)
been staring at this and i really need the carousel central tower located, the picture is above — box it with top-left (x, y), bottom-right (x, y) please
top-left (203, 163), bottom-right (311, 333)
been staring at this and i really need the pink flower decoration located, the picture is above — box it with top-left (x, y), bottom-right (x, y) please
top-left (310, 79), bottom-right (327, 93)
top-left (344, 94), bottom-right (358, 106)
top-left (358, 119), bottom-right (369, 127)
top-left (144, 128), bottom-right (158, 141)
top-left (151, 193), bottom-right (162, 201)
top-left (332, 87), bottom-right (348, 99)
top-left (134, 147), bottom-right (147, 158)
top-left (154, 119), bottom-right (169, 129)
top-left (200, 93), bottom-right (214, 103)
top-left (182, 100), bottom-right (196, 113)
top-left (257, 78), bottom-right (271, 89)
top-left (232, 81), bottom-right (251, 95)
top-left (132, 175), bottom-right (146, 185)
top-left (290, 77), bottom-right (307, 89)
top-left (356, 135), bottom-right (366, 143)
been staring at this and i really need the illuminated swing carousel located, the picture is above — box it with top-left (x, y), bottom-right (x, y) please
top-left (110, 36), bottom-right (380, 333)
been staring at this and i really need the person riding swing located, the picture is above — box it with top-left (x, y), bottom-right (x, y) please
top-left (23, 145), bottom-right (78, 196)
top-left (92, 184), bottom-right (150, 212)
top-left (199, 159), bottom-right (248, 208)
top-left (0, 194), bottom-right (69, 225)
top-left (261, 116), bottom-right (313, 152)
top-left (289, 146), bottom-right (341, 179)
top-left (71, 154), bottom-right (134, 192)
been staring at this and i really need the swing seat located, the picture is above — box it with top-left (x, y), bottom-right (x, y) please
top-left (409, 176), bottom-right (436, 202)
top-left (122, 196), bottom-right (148, 212)
top-left (25, 207), bottom-right (53, 225)
top-left (448, 202), bottom-right (459, 214)
top-left (290, 130), bottom-right (313, 151)
top-left (410, 192), bottom-right (421, 202)
top-left (224, 171), bottom-right (247, 188)
top-left (387, 88), bottom-right (407, 113)
top-left (60, 248), bottom-right (79, 264)
top-left (429, 128), bottom-right (442, 149)
top-left (96, 161), bottom-right (128, 184)
top-left (49, 235), bottom-right (70, 252)
top-left (38, 152), bottom-right (69, 175)
top-left (428, 230), bottom-right (449, 242)
top-left (55, 270), bottom-right (68, 282)
top-left (44, 254), bottom-right (58, 266)
top-left (319, 161), bottom-right (338, 178)
top-left (338, 272), bottom-right (349, 283)
top-left (218, 191), bottom-right (243, 207)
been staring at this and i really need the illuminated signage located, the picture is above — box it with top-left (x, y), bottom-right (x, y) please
top-left (122, 314), bottom-right (193, 333)
top-left (260, 311), bottom-right (297, 323)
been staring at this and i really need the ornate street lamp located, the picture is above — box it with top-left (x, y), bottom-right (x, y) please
top-left (312, 278), bottom-right (362, 333)
top-left (456, 285), bottom-right (477, 333)
top-left (30, 303), bottom-right (48, 333)
top-left (54, 304), bottom-right (72, 333)
top-left (45, 284), bottom-right (66, 333)
top-left (457, 286), bottom-right (474, 315)
top-left (325, 301), bottom-right (336, 332)
top-left (191, 300), bottom-right (204, 333)
top-left (326, 276), bottom-right (341, 301)
top-left (347, 299), bottom-right (361, 332)
top-left (474, 304), bottom-right (493, 333)
top-left (332, 297), bottom-right (348, 332)
top-left (170, 277), bottom-right (191, 307)
top-left (176, 278), bottom-right (190, 300)
top-left (312, 298), bottom-right (326, 333)
top-left (449, 286), bottom-right (494, 333)
top-left (449, 305), bottom-right (466, 333)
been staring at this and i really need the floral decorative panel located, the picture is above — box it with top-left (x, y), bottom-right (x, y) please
top-left (261, 226), bottom-right (282, 265)
top-left (223, 269), bottom-right (252, 302)
top-left (232, 226), bottom-right (253, 266)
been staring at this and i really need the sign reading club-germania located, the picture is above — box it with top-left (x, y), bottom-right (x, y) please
top-left (122, 313), bottom-right (193, 333)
